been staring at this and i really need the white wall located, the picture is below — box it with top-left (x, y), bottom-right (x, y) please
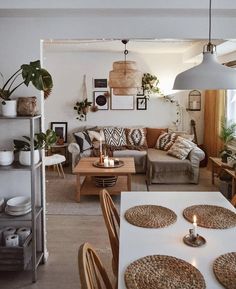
top-left (43, 49), bottom-right (205, 143)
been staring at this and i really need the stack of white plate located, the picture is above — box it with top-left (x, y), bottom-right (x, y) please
top-left (5, 196), bottom-right (31, 216)
top-left (0, 198), bottom-right (4, 212)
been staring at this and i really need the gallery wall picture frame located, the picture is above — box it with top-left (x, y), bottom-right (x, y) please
top-left (137, 86), bottom-right (144, 96)
top-left (110, 89), bottom-right (134, 110)
top-left (136, 97), bottom-right (147, 110)
top-left (93, 78), bottom-right (108, 88)
top-left (93, 91), bottom-right (109, 110)
top-left (51, 122), bottom-right (68, 143)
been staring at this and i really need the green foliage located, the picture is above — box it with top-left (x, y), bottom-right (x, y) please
top-left (219, 118), bottom-right (236, 158)
top-left (13, 129), bottom-right (57, 151)
top-left (73, 98), bottom-right (92, 121)
top-left (0, 60), bottom-right (53, 101)
top-left (142, 73), bottom-right (161, 98)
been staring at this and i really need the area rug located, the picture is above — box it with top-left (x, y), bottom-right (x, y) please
top-left (46, 168), bottom-right (218, 216)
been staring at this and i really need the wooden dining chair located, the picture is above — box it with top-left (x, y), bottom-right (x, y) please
top-left (231, 194), bottom-right (236, 207)
top-left (78, 242), bottom-right (113, 289)
top-left (99, 189), bottom-right (120, 277)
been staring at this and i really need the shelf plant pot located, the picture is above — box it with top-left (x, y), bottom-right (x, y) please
top-left (0, 150), bottom-right (14, 166)
top-left (17, 97), bottom-right (37, 116)
top-left (1, 100), bottom-right (17, 117)
top-left (19, 150), bottom-right (40, 166)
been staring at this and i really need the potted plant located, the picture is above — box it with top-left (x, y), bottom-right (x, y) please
top-left (73, 98), bottom-right (92, 121)
top-left (142, 73), bottom-right (161, 99)
top-left (0, 150), bottom-right (14, 166)
top-left (219, 118), bottom-right (236, 163)
top-left (0, 60), bottom-right (53, 116)
top-left (13, 129), bottom-right (57, 166)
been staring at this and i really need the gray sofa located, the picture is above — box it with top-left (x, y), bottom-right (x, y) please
top-left (68, 132), bottom-right (205, 184)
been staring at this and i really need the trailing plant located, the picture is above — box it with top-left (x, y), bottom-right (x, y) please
top-left (142, 73), bottom-right (161, 98)
top-left (13, 129), bottom-right (57, 151)
top-left (73, 98), bottom-right (92, 121)
top-left (0, 60), bottom-right (53, 103)
top-left (219, 117), bottom-right (236, 161)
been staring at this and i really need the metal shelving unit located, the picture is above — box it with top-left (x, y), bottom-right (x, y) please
top-left (0, 115), bottom-right (45, 282)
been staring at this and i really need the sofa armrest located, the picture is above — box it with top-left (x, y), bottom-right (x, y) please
top-left (68, 142), bottom-right (81, 170)
top-left (188, 147), bottom-right (205, 167)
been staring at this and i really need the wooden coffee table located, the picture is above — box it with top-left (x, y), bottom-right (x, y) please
top-left (73, 157), bottom-right (136, 202)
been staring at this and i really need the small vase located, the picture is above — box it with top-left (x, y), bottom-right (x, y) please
top-left (1, 100), bottom-right (17, 117)
top-left (19, 150), bottom-right (40, 166)
top-left (0, 150), bottom-right (14, 166)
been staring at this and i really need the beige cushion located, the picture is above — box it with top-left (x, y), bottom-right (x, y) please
top-left (87, 130), bottom-right (105, 141)
top-left (156, 131), bottom-right (176, 151)
top-left (167, 136), bottom-right (197, 160)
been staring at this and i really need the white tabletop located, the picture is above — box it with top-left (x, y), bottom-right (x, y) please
top-left (118, 191), bottom-right (236, 289)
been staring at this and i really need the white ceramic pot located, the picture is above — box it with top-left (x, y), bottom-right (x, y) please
top-left (1, 100), bottom-right (17, 117)
top-left (0, 150), bottom-right (14, 166)
top-left (19, 150), bottom-right (40, 166)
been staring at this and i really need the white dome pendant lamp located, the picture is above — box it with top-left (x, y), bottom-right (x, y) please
top-left (173, 0), bottom-right (236, 90)
top-left (109, 39), bottom-right (142, 95)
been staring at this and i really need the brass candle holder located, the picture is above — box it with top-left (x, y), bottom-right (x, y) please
top-left (183, 229), bottom-right (206, 247)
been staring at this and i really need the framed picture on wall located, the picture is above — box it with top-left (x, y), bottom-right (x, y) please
top-left (51, 122), bottom-right (68, 143)
top-left (110, 89), bottom-right (134, 110)
top-left (137, 86), bottom-right (144, 96)
top-left (93, 91), bottom-right (109, 110)
top-left (93, 78), bottom-right (108, 88)
top-left (136, 97), bottom-right (147, 110)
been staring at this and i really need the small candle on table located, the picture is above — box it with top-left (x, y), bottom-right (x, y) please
top-left (109, 159), bottom-right (114, 167)
top-left (192, 215), bottom-right (197, 238)
top-left (104, 157), bottom-right (109, 167)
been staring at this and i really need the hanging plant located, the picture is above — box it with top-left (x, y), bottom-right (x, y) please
top-left (73, 98), bottom-right (92, 121)
top-left (142, 73), bottom-right (161, 98)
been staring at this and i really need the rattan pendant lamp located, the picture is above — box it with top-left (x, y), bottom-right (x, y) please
top-left (173, 0), bottom-right (236, 90)
top-left (109, 39), bottom-right (142, 95)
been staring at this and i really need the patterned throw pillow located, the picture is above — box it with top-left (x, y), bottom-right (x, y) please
top-left (126, 128), bottom-right (147, 147)
top-left (167, 136), bottom-right (197, 160)
top-left (156, 131), bottom-right (176, 151)
top-left (74, 131), bottom-right (92, 152)
top-left (103, 127), bottom-right (127, 146)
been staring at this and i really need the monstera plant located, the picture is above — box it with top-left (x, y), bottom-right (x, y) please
top-left (0, 60), bottom-right (53, 102)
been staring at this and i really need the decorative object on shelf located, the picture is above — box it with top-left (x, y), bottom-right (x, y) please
top-left (0, 150), bottom-right (14, 166)
top-left (13, 129), bottom-right (57, 165)
top-left (74, 75), bottom-right (92, 121)
top-left (109, 39), bottom-right (142, 95)
top-left (0, 60), bottom-right (53, 117)
top-left (136, 97), bottom-right (147, 110)
top-left (142, 73), bottom-right (161, 98)
top-left (17, 96), bottom-right (37, 116)
top-left (51, 122), bottom-right (68, 143)
top-left (187, 90), bottom-right (201, 111)
top-left (110, 89), bottom-right (134, 110)
top-left (173, 0), bottom-right (236, 90)
top-left (93, 78), bottom-right (107, 88)
top-left (219, 118), bottom-right (236, 163)
top-left (93, 91), bottom-right (109, 110)
top-left (5, 196), bottom-right (31, 216)
top-left (93, 176), bottom-right (118, 187)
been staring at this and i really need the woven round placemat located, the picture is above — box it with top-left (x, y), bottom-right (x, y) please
top-left (183, 205), bottom-right (236, 229)
top-left (124, 205), bottom-right (177, 228)
top-left (125, 255), bottom-right (206, 289)
top-left (213, 252), bottom-right (236, 289)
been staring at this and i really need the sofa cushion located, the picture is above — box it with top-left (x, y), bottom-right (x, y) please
top-left (73, 131), bottom-right (92, 152)
top-left (156, 131), bottom-right (176, 151)
top-left (126, 128), bottom-right (147, 147)
top-left (146, 128), bottom-right (168, 148)
top-left (88, 129), bottom-right (105, 142)
top-left (104, 127), bottom-right (127, 146)
top-left (167, 136), bottom-right (197, 160)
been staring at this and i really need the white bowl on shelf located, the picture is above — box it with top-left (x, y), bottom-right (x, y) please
top-left (0, 150), bottom-right (14, 166)
top-left (6, 196), bottom-right (31, 211)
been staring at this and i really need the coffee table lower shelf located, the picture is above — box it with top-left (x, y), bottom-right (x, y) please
top-left (80, 176), bottom-right (128, 197)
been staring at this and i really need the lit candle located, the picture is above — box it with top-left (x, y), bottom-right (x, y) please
top-left (104, 157), bottom-right (109, 167)
top-left (99, 137), bottom-right (102, 154)
top-left (192, 215), bottom-right (197, 238)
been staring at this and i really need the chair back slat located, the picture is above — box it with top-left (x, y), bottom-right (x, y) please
top-left (79, 242), bottom-right (113, 289)
top-left (100, 189), bottom-right (120, 276)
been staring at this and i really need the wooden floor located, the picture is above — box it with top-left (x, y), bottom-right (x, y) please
top-left (0, 168), bottom-right (224, 289)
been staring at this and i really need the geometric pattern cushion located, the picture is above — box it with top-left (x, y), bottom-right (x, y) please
top-left (167, 136), bottom-right (197, 160)
top-left (103, 127), bottom-right (127, 146)
top-left (126, 128), bottom-right (147, 147)
top-left (73, 131), bottom-right (92, 152)
top-left (156, 131), bottom-right (176, 151)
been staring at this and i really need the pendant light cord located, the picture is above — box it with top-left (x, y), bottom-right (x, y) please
top-left (122, 39), bottom-right (129, 75)
top-left (209, 0), bottom-right (212, 44)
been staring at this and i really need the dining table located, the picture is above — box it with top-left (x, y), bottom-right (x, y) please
top-left (118, 191), bottom-right (236, 289)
